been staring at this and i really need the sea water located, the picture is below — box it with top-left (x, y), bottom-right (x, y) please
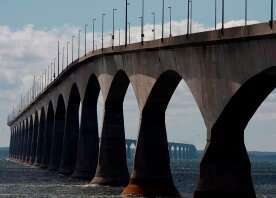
top-left (0, 159), bottom-right (275, 198)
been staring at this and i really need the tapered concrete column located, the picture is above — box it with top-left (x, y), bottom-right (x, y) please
top-left (194, 129), bottom-right (256, 198)
top-left (91, 105), bottom-right (129, 186)
top-left (41, 104), bottom-right (54, 168)
top-left (124, 71), bottom-right (181, 196)
top-left (14, 129), bottom-right (19, 160)
top-left (176, 147), bottom-right (180, 161)
top-left (20, 123), bottom-right (26, 161)
top-left (59, 87), bottom-right (80, 175)
top-left (11, 129), bottom-right (15, 159)
top-left (26, 119), bottom-right (33, 164)
top-left (34, 111), bottom-right (45, 166)
top-left (179, 147), bottom-right (183, 161)
top-left (9, 129), bottom-right (14, 158)
top-left (58, 117), bottom-right (78, 175)
top-left (30, 116), bottom-right (38, 164)
top-left (48, 119), bottom-right (65, 171)
top-left (191, 145), bottom-right (197, 159)
top-left (19, 126), bottom-right (23, 160)
top-left (34, 129), bottom-right (43, 166)
top-left (73, 97), bottom-right (99, 179)
top-left (22, 122), bottom-right (30, 162)
top-left (187, 146), bottom-right (190, 159)
top-left (123, 111), bottom-right (179, 196)
top-left (48, 98), bottom-right (66, 171)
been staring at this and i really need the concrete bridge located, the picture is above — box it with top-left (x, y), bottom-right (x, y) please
top-left (124, 139), bottom-right (197, 161)
top-left (7, 22), bottom-right (276, 197)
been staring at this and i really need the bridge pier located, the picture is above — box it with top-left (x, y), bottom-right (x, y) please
top-left (194, 130), bottom-right (256, 198)
top-left (20, 123), bottom-right (25, 161)
top-left (11, 129), bottom-right (15, 159)
top-left (26, 119), bottom-right (33, 164)
top-left (30, 115), bottom-right (39, 164)
top-left (123, 71), bottom-right (181, 197)
top-left (34, 110), bottom-right (45, 166)
top-left (59, 86), bottom-right (80, 175)
top-left (13, 129), bottom-right (17, 159)
top-left (41, 104), bottom-right (54, 169)
top-left (91, 106), bottom-right (129, 186)
top-left (91, 71), bottom-right (130, 186)
top-left (48, 97), bottom-right (66, 171)
top-left (73, 78), bottom-right (100, 179)
top-left (123, 111), bottom-right (179, 197)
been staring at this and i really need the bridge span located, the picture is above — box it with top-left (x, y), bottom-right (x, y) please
top-left (7, 21), bottom-right (276, 197)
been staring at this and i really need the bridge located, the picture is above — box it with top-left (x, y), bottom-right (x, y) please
top-left (7, 21), bottom-right (276, 198)
top-left (124, 139), bottom-right (197, 161)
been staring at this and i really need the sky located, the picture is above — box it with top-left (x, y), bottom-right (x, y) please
top-left (0, 0), bottom-right (275, 151)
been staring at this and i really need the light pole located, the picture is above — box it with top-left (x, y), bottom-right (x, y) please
top-left (57, 40), bottom-right (60, 76)
top-left (187, 0), bottom-right (190, 35)
top-left (47, 65), bottom-right (50, 84)
top-left (271, 0), bottom-right (274, 28)
top-left (222, 0), bottom-right (224, 32)
top-left (168, 6), bottom-right (172, 37)
top-left (85, 24), bottom-right (88, 56)
top-left (162, 0), bottom-right (165, 41)
top-left (50, 61), bottom-right (53, 81)
top-left (119, 28), bottom-right (121, 45)
top-left (139, 16), bottom-right (143, 43)
top-left (141, 0), bottom-right (145, 44)
top-left (152, 12), bottom-right (156, 40)
top-left (92, 18), bottom-right (96, 52)
top-left (44, 70), bottom-right (47, 89)
top-left (40, 73), bottom-right (42, 93)
top-left (62, 46), bottom-right (65, 71)
top-left (215, 0), bottom-right (217, 30)
top-left (53, 58), bottom-right (56, 79)
top-left (78, 29), bottom-right (81, 59)
top-left (112, 8), bottom-right (117, 48)
top-left (66, 41), bottom-right (70, 67)
top-left (102, 13), bottom-right (106, 51)
top-left (72, 35), bottom-right (75, 63)
top-left (245, 0), bottom-right (247, 26)
top-left (125, 0), bottom-right (130, 46)
top-left (128, 22), bottom-right (131, 44)
top-left (190, 0), bottom-right (192, 34)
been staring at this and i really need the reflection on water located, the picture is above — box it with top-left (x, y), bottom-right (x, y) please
top-left (0, 159), bottom-right (275, 198)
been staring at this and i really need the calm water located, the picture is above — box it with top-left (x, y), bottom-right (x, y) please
top-left (0, 159), bottom-right (275, 198)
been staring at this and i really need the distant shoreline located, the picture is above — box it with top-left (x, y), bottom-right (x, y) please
top-left (197, 150), bottom-right (276, 161)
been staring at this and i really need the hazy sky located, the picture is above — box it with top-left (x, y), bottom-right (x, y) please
top-left (0, 0), bottom-right (275, 151)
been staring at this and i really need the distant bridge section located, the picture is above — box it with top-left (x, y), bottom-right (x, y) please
top-left (125, 139), bottom-right (197, 161)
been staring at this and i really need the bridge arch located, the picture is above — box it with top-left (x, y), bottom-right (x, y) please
top-left (48, 95), bottom-right (66, 171)
top-left (92, 70), bottom-right (130, 186)
top-left (72, 74), bottom-right (101, 178)
top-left (34, 107), bottom-right (45, 165)
top-left (124, 70), bottom-right (182, 196)
top-left (59, 84), bottom-right (81, 175)
top-left (195, 67), bottom-right (276, 197)
top-left (41, 101), bottom-right (54, 168)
